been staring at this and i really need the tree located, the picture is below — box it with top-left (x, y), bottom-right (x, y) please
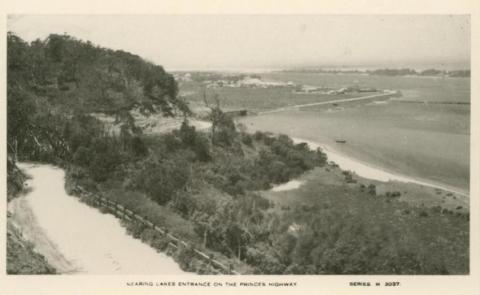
top-left (143, 159), bottom-right (191, 205)
top-left (193, 133), bottom-right (211, 161)
top-left (224, 223), bottom-right (248, 260)
top-left (170, 191), bottom-right (194, 217)
top-left (7, 88), bottom-right (36, 156)
top-left (202, 90), bottom-right (236, 146)
top-left (131, 136), bottom-right (148, 157)
top-left (7, 32), bottom-right (32, 86)
top-left (163, 133), bottom-right (182, 152)
top-left (292, 229), bottom-right (316, 266)
top-left (179, 119), bottom-right (197, 147)
top-left (73, 146), bottom-right (93, 167)
top-left (89, 147), bottom-right (121, 181)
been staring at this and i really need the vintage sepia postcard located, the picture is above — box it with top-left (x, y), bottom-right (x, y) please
top-left (1, 0), bottom-right (479, 294)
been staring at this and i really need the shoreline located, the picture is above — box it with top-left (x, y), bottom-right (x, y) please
top-left (290, 137), bottom-right (469, 198)
top-left (258, 91), bottom-right (398, 115)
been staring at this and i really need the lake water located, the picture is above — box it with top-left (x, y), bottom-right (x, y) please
top-left (11, 163), bottom-right (187, 274)
top-left (240, 74), bottom-right (469, 193)
top-left (290, 138), bottom-right (468, 197)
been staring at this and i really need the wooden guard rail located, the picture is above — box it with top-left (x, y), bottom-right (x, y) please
top-left (73, 186), bottom-right (240, 275)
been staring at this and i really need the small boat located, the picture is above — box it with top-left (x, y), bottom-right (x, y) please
top-left (335, 139), bottom-right (347, 144)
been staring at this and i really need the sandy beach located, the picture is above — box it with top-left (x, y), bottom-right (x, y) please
top-left (290, 137), bottom-right (469, 198)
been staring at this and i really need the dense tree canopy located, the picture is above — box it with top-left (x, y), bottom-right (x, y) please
top-left (7, 32), bottom-right (187, 162)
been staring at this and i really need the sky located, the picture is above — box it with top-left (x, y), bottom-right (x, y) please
top-left (7, 15), bottom-right (470, 71)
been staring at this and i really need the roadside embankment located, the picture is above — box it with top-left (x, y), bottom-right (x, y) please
top-left (11, 163), bottom-right (188, 274)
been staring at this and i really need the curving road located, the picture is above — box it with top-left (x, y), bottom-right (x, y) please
top-left (9, 163), bottom-right (187, 274)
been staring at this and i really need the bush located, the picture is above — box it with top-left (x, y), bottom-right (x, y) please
top-left (359, 184), bottom-right (366, 192)
top-left (253, 131), bottom-right (264, 141)
top-left (170, 192), bottom-right (195, 217)
top-left (367, 184), bottom-right (376, 196)
top-left (142, 159), bottom-right (191, 205)
top-left (89, 149), bottom-right (121, 181)
top-left (73, 146), bottom-right (93, 166)
top-left (419, 210), bottom-right (429, 218)
top-left (163, 133), bottom-right (182, 152)
top-left (179, 120), bottom-right (197, 146)
top-left (131, 136), bottom-right (148, 157)
top-left (386, 191), bottom-right (401, 198)
top-left (241, 133), bottom-right (253, 146)
top-left (176, 245), bottom-right (196, 271)
top-left (193, 133), bottom-right (211, 161)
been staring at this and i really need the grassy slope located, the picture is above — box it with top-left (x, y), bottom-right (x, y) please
top-left (262, 166), bottom-right (469, 274)
top-left (7, 222), bottom-right (57, 275)
top-left (264, 165), bottom-right (468, 213)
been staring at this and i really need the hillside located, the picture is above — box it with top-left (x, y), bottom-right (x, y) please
top-left (8, 32), bottom-right (184, 113)
top-left (6, 33), bottom-right (330, 274)
top-left (6, 33), bottom-right (469, 275)
top-left (7, 32), bottom-right (188, 161)
top-left (5, 33), bottom-right (188, 274)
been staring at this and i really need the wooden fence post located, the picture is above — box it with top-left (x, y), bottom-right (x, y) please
top-left (75, 187), bottom-right (241, 275)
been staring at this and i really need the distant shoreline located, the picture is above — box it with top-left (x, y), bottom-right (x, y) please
top-left (170, 67), bottom-right (471, 78)
top-left (278, 68), bottom-right (470, 78)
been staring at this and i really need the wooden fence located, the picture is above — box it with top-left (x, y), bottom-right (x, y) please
top-left (74, 186), bottom-right (240, 275)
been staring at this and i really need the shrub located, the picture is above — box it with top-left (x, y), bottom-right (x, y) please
top-left (163, 133), bottom-right (182, 152)
top-left (419, 210), bottom-right (429, 218)
top-left (367, 184), bottom-right (376, 196)
top-left (176, 245), bottom-right (196, 271)
top-left (142, 159), bottom-right (191, 205)
top-left (179, 120), bottom-right (197, 146)
top-left (130, 136), bottom-right (148, 157)
top-left (241, 133), bottom-right (253, 146)
top-left (253, 131), bottom-right (264, 141)
top-left (73, 146), bottom-right (93, 166)
top-left (193, 133), bottom-right (211, 161)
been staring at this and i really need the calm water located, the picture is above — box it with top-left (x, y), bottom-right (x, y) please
top-left (262, 72), bottom-right (470, 102)
top-left (290, 138), bottom-right (468, 197)
top-left (241, 73), bottom-right (469, 192)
